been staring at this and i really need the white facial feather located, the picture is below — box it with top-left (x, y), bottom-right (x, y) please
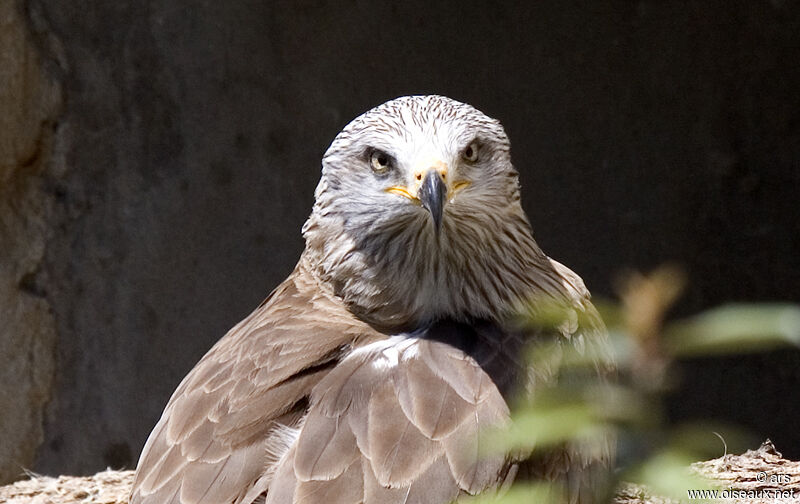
top-left (301, 95), bottom-right (575, 330)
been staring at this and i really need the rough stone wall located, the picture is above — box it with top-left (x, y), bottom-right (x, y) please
top-left (0, 0), bottom-right (61, 484)
top-left (0, 0), bottom-right (797, 482)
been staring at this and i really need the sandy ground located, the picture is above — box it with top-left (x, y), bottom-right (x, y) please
top-left (1, 441), bottom-right (798, 503)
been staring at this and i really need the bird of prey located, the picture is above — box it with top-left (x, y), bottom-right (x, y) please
top-left (130, 95), bottom-right (611, 504)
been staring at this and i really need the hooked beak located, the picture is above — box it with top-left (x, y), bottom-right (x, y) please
top-left (385, 159), bottom-right (470, 232)
top-left (418, 170), bottom-right (446, 231)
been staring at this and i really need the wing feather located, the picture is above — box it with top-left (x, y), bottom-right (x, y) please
top-left (403, 456), bottom-right (461, 504)
top-left (294, 406), bottom-right (359, 481)
top-left (138, 442), bottom-right (185, 493)
top-left (266, 337), bottom-right (513, 503)
top-left (443, 402), bottom-right (509, 493)
top-left (367, 379), bottom-right (443, 487)
top-left (418, 342), bottom-right (492, 404)
top-left (361, 456), bottom-right (409, 503)
top-left (180, 419), bottom-right (217, 461)
top-left (179, 443), bottom-right (259, 504)
top-left (295, 459), bottom-right (363, 504)
top-left (263, 446), bottom-right (298, 504)
top-left (132, 257), bottom-right (611, 504)
top-left (396, 356), bottom-right (473, 439)
top-left (130, 266), bottom-right (383, 504)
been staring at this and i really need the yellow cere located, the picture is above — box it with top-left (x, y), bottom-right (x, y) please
top-left (385, 186), bottom-right (419, 202)
top-left (448, 180), bottom-right (471, 201)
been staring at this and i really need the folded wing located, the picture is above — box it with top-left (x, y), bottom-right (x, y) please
top-left (267, 337), bottom-right (514, 504)
top-left (130, 267), bottom-right (384, 504)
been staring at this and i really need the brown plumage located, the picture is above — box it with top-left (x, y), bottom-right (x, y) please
top-left (130, 95), bottom-right (611, 504)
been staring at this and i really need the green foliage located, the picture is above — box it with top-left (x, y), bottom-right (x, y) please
top-left (477, 266), bottom-right (800, 503)
top-left (462, 482), bottom-right (564, 504)
top-left (627, 448), bottom-right (712, 500)
top-left (666, 304), bottom-right (800, 356)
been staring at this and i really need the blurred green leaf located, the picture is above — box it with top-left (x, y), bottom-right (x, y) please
top-left (498, 402), bottom-right (602, 451)
top-left (592, 298), bottom-right (625, 329)
top-left (459, 482), bottom-right (564, 504)
top-left (626, 448), bottom-right (713, 501)
top-left (669, 423), bottom-right (756, 460)
top-left (665, 303), bottom-right (800, 356)
top-left (493, 383), bottom-right (642, 454)
top-left (492, 267), bottom-right (792, 504)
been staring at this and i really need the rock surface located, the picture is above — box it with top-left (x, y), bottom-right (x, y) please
top-left (616, 441), bottom-right (800, 504)
top-left (0, 469), bottom-right (132, 504)
top-left (0, 0), bottom-right (61, 485)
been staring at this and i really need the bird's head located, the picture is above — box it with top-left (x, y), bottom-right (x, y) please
top-left (303, 95), bottom-right (548, 330)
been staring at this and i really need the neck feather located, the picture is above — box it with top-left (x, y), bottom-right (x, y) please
top-left (302, 202), bottom-right (580, 332)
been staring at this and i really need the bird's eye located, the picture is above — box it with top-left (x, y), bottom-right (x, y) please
top-left (462, 141), bottom-right (480, 163)
top-left (369, 150), bottom-right (393, 174)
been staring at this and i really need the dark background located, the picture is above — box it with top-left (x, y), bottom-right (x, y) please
top-left (19, 0), bottom-right (800, 476)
